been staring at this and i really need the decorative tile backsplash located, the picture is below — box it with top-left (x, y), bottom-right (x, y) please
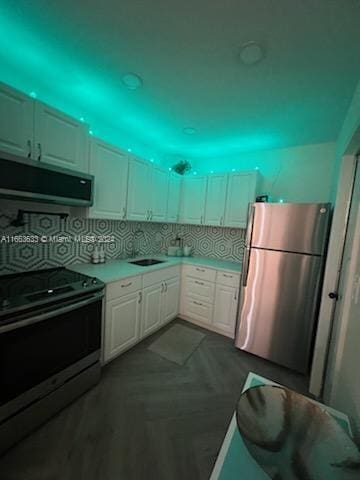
top-left (0, 209), bottom-right (245, 274)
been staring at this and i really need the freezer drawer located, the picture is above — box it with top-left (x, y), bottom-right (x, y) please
top-left (235, 248), bottom-right (323, 373)
top-left (250, 203), bottom-right (331, 255)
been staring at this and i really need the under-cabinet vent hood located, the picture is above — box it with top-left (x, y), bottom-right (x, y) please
top-left (0, 151), bottom-right (93, 207)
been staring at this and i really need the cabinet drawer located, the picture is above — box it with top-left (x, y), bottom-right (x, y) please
top-left (106, 276), bottom-right (142, 300)
top-left (184, 276), bottom-right (215, 303)
top-left (182, 264), bottom-right (216, 283)
top-left (216, 270), bottom-right (240, 288)
top-left (183, 297), bottom-right (213, 325)
top-left (143, 265), bottom-right (180, 287)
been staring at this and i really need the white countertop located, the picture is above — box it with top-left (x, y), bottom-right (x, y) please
top-left (69, 255), bottom-right (241, 284)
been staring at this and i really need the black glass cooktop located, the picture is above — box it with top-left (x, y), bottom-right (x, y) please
top-left (0, 267), bottom-right (89, 301)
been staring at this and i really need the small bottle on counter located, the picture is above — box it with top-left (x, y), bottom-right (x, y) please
top-left (99, 245), bottom-right (106, 263)
top-left (91, 245), bottom-right (100, 264)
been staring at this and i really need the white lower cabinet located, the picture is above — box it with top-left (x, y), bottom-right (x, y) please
top-left (105, 290), bottom-right (141, 361)
top-left (162, 277), bottom-right (180, 324)
top-left (104, 269), bottom-right (180, 362)
top-left (213, 284), bottom-right (238, 337)
top-left (142, 276), bottom-right (180, 337)
top-left (103, 264), bottom-right (240, 363)
top-left (180, 267), bottom-right (240, 338)
top-left (182, 297), bottom-right (213, 325)
top-left (142, 282), bottom-right (163, 338)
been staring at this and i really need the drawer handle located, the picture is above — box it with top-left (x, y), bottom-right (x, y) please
top-left (121, 282), bottom-right (132, 288)
top-left (223, 274), bottom-right (233, 278)
top-left (194, 280), bottom-right (204, 285)
top-left (196, 268), bottom-right (205, 272)
top-left (193, 301), bottom-right (203, 306)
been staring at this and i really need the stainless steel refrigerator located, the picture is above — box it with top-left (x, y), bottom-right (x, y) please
top-left (235, 202), bottom-right (331, 373)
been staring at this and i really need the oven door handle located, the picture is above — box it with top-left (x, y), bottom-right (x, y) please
top-left (0, 292), bottom-right (103, 334)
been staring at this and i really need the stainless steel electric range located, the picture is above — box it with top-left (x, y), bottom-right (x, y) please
top-left (0, 267), bottom-right (104, 455)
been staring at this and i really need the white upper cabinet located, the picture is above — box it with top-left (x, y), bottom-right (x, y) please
top-left (150, 166), bottom-right (168, 222)
top-left (89, 138), bottom-right (128, 220)
top-left (126, 156), bottom-right (152, 221)
top-left (224, 171), bottom-right (258, 228)
top-left (0, 83), bottom-right (34, 158)
top-left (180, 176), bottom-right (207, 224)
top-left (166, 172), bottom-right (182, 223)
top-left (204, 173), bottom-right (228, 226)
top-left (34, 101), bottom-right (88, 172)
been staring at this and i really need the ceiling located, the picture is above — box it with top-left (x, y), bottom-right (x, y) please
top-left (0, 0), bottom-right (359, 161)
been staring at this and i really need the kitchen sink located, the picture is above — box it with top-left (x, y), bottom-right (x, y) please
top-left (129, 259), bottom-right (165, 267)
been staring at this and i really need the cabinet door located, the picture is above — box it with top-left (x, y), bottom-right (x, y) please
top-left (180, 176), bottom-right (207, 224)
top-left (183, 276), bottom-right (215, 304)
top-left (182, 297), bottom-right (213, 325)
top-left (142, 282), bottom-right (163, 338)
top-left (213, 284), bottom-right (238, 337)
top-left (127, 156), bottom-right (152, 221)
top-left (34, 101), bottom-right (87, 172)
top-left (163, 277), bottom-right (180, 324)
top-left (0, 83), bottom-right (34, 158)
top-left (151, 166), bottom-right (168, 222)
top-left (89, 138), bottom-right (128, 220)
top-left (204, 173), bottom-right (228, 226)
top-left (224, 172), bottom-right (258, 228)
top-left (166, 172), bottom-right (182, 223)
top-left (104, 291), bottom-right (141, 362)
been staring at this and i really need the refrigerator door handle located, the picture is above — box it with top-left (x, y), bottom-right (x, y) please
top-left (245, 203), bottom-right (255, 247)
top-left (242, 247), bottom-right (251, 287)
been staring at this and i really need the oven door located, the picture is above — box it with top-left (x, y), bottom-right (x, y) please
top-left (0, 291), bottom-right (103, 422)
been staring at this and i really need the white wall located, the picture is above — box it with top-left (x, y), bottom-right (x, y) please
top-left (188, 142), bottom-right (336, 203)
top-left (310, 79), bottom-right (360, 438)
top-left (328, 80), bottom-right (360, 202)
top-left (336, 80), bottom-right (360, 158)
top-left (325, 175), bottom-right (360, 440)
top-left (323, 80), bottom-right (360, 438)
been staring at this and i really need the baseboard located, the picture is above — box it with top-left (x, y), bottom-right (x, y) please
top-left (178, 314), bottom-right (235, 339)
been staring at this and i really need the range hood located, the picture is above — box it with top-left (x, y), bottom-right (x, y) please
top-left (0, 151), bottom-right (93, 207)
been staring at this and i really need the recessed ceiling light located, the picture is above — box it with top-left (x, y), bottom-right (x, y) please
top-left (183, 127), bottom-right (197, 135)
top-left (122, 73), bottom-right (143, 90)
top-left (239, 42), bottom-right (264, 65)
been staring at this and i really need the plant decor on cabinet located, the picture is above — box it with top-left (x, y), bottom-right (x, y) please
top-left (172, 160), bottom-right (192, 175)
